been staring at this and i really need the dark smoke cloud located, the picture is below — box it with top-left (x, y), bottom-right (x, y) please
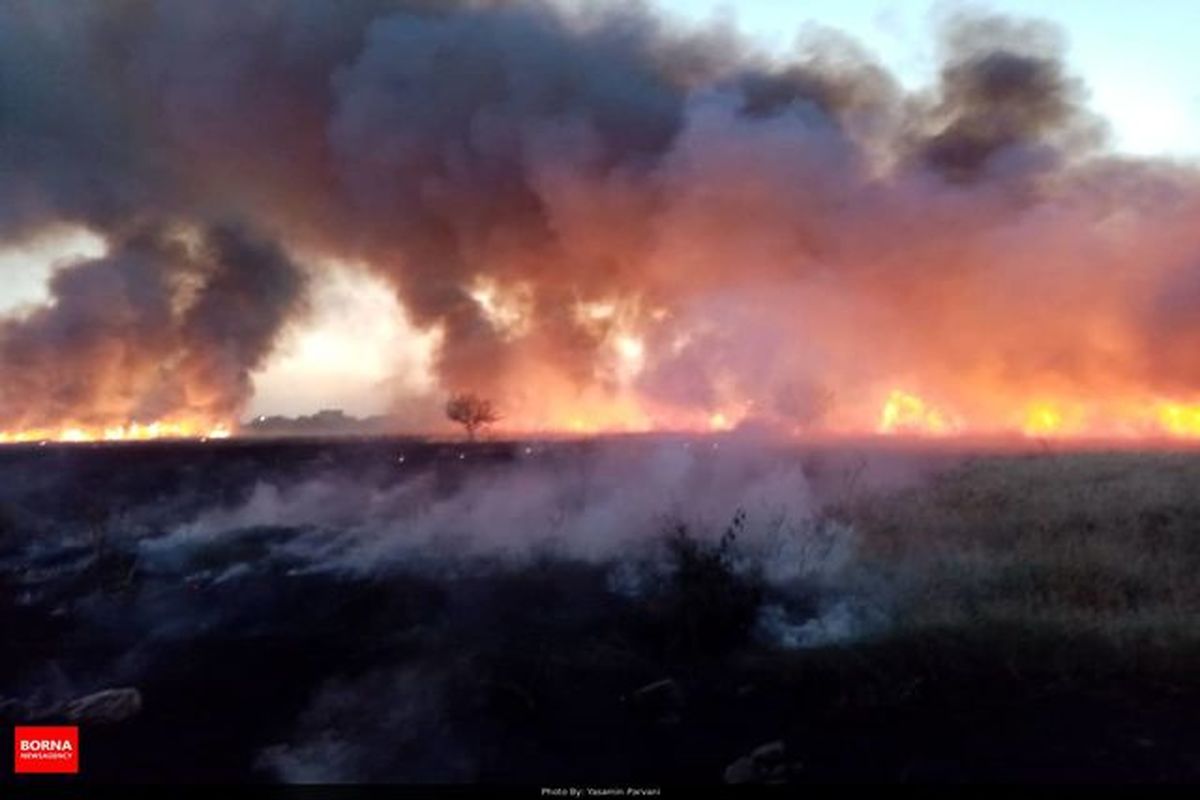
top-left (325, 2), bottom-right (688, 391)
top-left (914, 14), bottom-right (1106, 183)
top-left (1, 0), bottom-right (1198, 433)
top-left (0, 222), bottom-right (305, 429)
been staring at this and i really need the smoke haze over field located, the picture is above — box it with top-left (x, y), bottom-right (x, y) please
top-left (3, 0), bottom-right (1200, 438)
top-left (0, 435), bottom-right (907, 781)
top-left (152, 438), bottom-right (851, 572)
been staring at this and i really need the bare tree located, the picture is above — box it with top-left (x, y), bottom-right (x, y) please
top-left (445, 393), bottom-right (500, 441)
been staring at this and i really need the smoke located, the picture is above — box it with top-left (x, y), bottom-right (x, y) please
top-left (915, 15), bottom-right (1105, 183)
top-left (1, 436), bottom-right (891, 781)
top-left (2, 1), bottom-right (1200, 434)
top-left (0, 222), bottom-right (306, 429)
top-left (134, 439), bottom-right (875, 782)
top-left (257, 667), bottom-right (474, 783)
top-left (148, 438), bottom-right (850, 573)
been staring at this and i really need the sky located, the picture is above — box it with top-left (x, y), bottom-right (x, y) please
top-left (3, 0), bottom-right (1199, 420)
top-left (664, 0), bottom-right (1200, 158)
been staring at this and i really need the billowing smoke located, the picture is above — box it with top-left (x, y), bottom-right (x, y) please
top-left (3, 1), bottom-right (1200, 437)
top-left (0, 222), bottom-right (305, 431)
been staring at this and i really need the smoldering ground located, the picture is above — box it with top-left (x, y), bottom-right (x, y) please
top-left (0, 436), bottom-right (919, 782)
top-left (8, 439), bottom-right (1200, 782)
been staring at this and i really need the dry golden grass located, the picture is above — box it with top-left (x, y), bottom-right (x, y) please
top-left (841, 451), bottom-right (1200, 644)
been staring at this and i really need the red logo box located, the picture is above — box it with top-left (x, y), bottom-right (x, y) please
top-left (13, 726), bottom-right (79, 774)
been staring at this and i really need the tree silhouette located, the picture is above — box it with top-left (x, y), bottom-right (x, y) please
top-left (445, 393), bottom-right (500, 441)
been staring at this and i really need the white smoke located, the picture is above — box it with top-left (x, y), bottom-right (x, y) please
top-left (146, 440), bottom-right (854, 580)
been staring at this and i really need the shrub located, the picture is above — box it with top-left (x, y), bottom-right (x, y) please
top-left (651, 510), bottom-right (764, 657)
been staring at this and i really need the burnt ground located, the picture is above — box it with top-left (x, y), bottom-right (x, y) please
top-left (3, 437), bottom-right (1200, 785)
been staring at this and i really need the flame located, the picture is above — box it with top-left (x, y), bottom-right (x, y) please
top-left (0, 419), bottom-right (235, 445)
top-left (8, 396), bottom-right (1200, 444)
top-left (1022, 402), bottom-right (1073, 437)
top-left (1023, 405), bottom-right (1062, 436)
top-left (7, 378), bottom-right (1199, 445)
top-left (877, 390), bottom-right (959, 436)
top-left (1157, 403), bottom-right (1200, 438)
top-left (467, 276), bottom-right (533, 340)
top-left (866, 392), bottom-right (1200, 441)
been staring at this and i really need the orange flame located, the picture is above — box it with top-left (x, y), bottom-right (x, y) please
top-left (5, 388), bottom-right (1200, 446)
top-left (877, 390), bottom-right (959, 436)
top-left (0, 419), bottom-right (234, 445)
top-left (1158, 403), bottom-right (1200, 438)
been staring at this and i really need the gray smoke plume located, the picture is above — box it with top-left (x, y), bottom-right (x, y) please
top-left (2, 1), bottom-right (1199, 434)
top-left (0, 222), bottom-right (306, 429)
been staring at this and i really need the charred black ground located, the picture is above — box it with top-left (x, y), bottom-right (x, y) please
top-left (4, 438), bottom-right (1200, 784)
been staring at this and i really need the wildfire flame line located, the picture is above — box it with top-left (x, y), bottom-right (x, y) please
top-left (3, 392), bottom-right (1200, 445)
top-left (0, 420), bottom-right (233, 445)
top-left (874, 391), bottom-right (1200, 440)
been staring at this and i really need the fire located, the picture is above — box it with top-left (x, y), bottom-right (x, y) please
top-left (1157, 403), bottom-right (1200, 438)
top-left (12, 3), bottom-right (1200, 453)
top-left (7, 395), bottom-right (1200, 445)
top-left (1020, 402), bottom-right (1085, 438)
top-left (1023, 405), bottom-right (1062, 436)
top-left (0, 419), bottom-right (235, 445)
top-left (877, 390), bottom-right (959, 436)
top-left (467, 276), bottom-right (533, 340)
top-left (870, 393), bottom-right (1200, 440)
top-left (709, 412), bottom-right (730, 430)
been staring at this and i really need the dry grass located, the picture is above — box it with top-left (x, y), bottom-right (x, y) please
top-left (841, 451), bottom-right (1200, 645)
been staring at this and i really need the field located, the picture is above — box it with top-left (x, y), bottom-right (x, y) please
top-left (4, 437), bottom-right (1200, 783)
